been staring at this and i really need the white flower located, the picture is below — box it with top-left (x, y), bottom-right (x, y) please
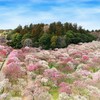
top-left (76, 64), bottom-right (86, 70)
top-left (87, 85), bottom-right (100, 95)
top-left (0, 79), bottom-right (10, 92)
top-left (59, 93), bottom-right (71, 100)
top-left (38, 60), bottom-right (49, 68)
top-left (41, 77), bottom-right (48, 83)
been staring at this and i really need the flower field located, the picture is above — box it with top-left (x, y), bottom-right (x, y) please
top-left (0, 41), bottom-right (100, 100)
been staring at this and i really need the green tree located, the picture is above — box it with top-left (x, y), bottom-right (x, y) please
top-left (14, 25), bottom-right (22, 33)
top-left (55, 21), bottom-right (64, 35)
top-left (57, 36), bottom-right (66, 48)
top-left (22, 33), bottom-right (32, 40)
top-left (50, 35), bottom-right (58, 49)
top-left (39, 33), bottom-right (51, 49)
top-left (65, 30), bottom-right (74, 45)
top-left (48, 22), bottom-right (56, 34)
top-left (10, 33), bottom-right (23, 48)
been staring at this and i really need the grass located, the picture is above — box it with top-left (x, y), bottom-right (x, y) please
top-left (49, 63), bottom-right (58, 69)
top-left (49, 87), bottom-right (59, 100)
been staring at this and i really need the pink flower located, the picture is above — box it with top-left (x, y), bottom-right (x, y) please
top-left (3, 62), bottom-right (22, 78)
top-left (82, 55), bottom-right (89, 60)
top-left (7, 57), bottom-right (20, 64)
top-left (72, 51), bottom-right (82, 58)
top-left (44, 68), bottom-right (61, 79)
top-left (59, 82), bottom-right (72, 94)
top-left (78, 70), bottom-right (91, 76)
top-left (64, 66), bottom-right (73, 72)
top-left (64, 57), bottom-right (73, 63)
top-left (0, 50), bottom-right (7, 56)
top-left (92, 57), bottom-right (100, 63)
top-left (27, 64), bottom-right (39, 71)
top-left (43, 68), bottom-right (64, 85)
top-left (59, 82), bottom-right (69, 87)
top-left (92, 71), bottom-right (100, 82)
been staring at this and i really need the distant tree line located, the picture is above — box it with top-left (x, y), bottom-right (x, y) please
top-left (7, 22), bottom-right (97, 49)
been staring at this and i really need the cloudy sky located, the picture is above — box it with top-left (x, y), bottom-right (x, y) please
top-left (0, 0), bottom-right (100, 30)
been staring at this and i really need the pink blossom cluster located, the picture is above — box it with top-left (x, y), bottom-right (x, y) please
top-left (0, 41), bottom-right (100, 99)
top-left (0, 45), bottom-right (12, 62)
top-left (27, 63), bottom-right (39, 71)
top-left (59, 82), bottom-right (72, 94)
top-left (3, 62), bottom-right (22, 79)
top-left (3, 50), bottom-right (24, 79)
top-left (44, 68), bottom-right (62, 79)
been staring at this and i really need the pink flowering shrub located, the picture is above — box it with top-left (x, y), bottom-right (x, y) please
top-left (0, 46), bottom-right (12, 63)
top-left (7, 57), bottom-right (20, 64)
top-left (82, 55), bottom-right (89, 61)
top-left (0, 48), bottom-right (10, 58)
top-left (44, 68), bottom-right (61, 79)
top-left (0, 41), bottom-right (100, 99)
top-left (0, 49), bottom-right (7, 56)
top-left (78, 70), bottom-right (91, 76)
top-left (44, 68), bottom-right (65, 85)
top-left (92, 57), bottom-right (100, 64)
top-left (9, 50), bottom-right (24, 59)
top-left (71, 51), bottom-right (82, 58)
top-left (3, 62), bottom-right (23, 79)
top-left (16, 50), bottom-right (25, 61)
top-left (22, 46), bottom-right (30, 53)
top-left (59, 82), bottom-right (72, 94)
top-left (27, 64), bottom-right (39, 71)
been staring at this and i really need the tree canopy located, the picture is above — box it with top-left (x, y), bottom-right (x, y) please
top-left (7, 22), bottom-right (97, 49)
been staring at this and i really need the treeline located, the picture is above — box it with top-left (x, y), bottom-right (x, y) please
top-left (7, 22), bottom-right (97, 49)
top-left (91, 29), bottom-right (100, 32)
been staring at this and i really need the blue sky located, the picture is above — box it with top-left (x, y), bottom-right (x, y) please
top-left (0, 0), bottom-right (100, 30)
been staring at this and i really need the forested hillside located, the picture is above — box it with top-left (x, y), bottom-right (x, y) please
top-left (7, 22), bottom-right (96, 49)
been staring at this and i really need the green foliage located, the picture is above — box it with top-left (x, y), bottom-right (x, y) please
top-left (7, 22), bottom-right (97, 49)
top-left (49, 63), bottom-right (58, 69)
top-left (14, 25), bottom-right (22, 33)
top-left (7, 32), bottom-right (13, 40)
top-left (65, 30), bottom-right (74, 45)
top-left (51, 35), bottom-right (58, 49)
top-left (9, 33), bottom-right (23, 48)
top-left (39, 33), bottom-right (51, 49)
top-left (22, 33), bottom-right (32, 40)
top-left (57, 36), bottom-right (66, 48)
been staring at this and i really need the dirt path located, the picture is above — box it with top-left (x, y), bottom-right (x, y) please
top-left (0, 55), bottom-right (9, 72)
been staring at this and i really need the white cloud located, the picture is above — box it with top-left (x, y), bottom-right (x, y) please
top-left (0, 0), bottom-right (100, 30)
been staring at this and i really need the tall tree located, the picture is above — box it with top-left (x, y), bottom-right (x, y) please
top-left (55, 21), bottom-right (64, 35)
top-left (39, 33), bottom-right (51, 49)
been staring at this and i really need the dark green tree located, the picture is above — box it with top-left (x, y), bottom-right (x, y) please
top-left (39, 33), bottom-right (51, 49)
top-left (10, 33), bottom-right (23, 48)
